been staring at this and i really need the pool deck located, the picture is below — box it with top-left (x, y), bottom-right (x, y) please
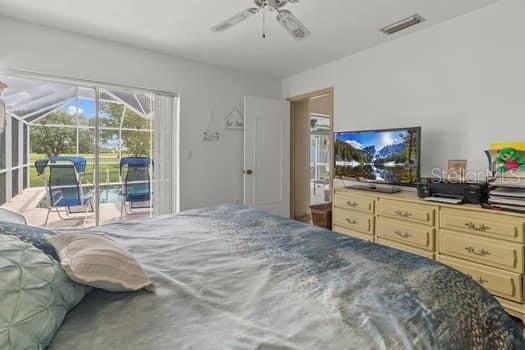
top-left (1, 187), bottom-right (150, 228)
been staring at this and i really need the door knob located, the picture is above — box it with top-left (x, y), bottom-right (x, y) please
top-left (245, 169), bottom-right (253, 175)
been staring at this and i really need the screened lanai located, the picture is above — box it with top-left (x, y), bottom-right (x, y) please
top-left (0, 74), bottom-right (175, 228)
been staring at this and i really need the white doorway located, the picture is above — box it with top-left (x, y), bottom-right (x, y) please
top-left (289, 89), bottom-right (333, 223)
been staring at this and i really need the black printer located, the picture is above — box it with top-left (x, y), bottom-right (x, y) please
top-left (417, 178), bottom-right (488, 205)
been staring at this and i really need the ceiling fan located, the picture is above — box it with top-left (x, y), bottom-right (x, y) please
top-left (211, 0), bottom-right (310, 40)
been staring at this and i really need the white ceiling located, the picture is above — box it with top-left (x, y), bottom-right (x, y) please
top-left (0, 0), bottom-right (499, 77)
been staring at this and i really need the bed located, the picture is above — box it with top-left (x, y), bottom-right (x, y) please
top-left (49, 205), bottom-right (524, 349)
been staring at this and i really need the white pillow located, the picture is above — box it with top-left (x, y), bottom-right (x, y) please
top-left (47, 233), bottom-right (154, 292)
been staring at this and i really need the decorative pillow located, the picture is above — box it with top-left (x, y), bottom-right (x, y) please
top-left (0, 235), bottom-right (91, 349)
top-left (47, 233), bottom-right (155, 292)
top-left (0, 221), bottom-right (59, 260)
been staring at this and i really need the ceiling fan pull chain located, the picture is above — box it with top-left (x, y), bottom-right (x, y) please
top-left (262, 1), bottom-right (267, 39)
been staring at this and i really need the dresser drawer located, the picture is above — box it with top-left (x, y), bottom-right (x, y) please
top-left (440, 208), bottom-right (525, 243)
top-left (333, 191), bottom-right (375, 214)
top-left (437, 255), bottom-right (523, 302)
top-left (495, 297), bottom-right (525, 321)
top-left (333, 224), bottom-right (374, 242)
top-left (377, 217), bottom-right (435, 252)
top-left (377, 199), bottom-right (435, 226)
top-left (333, 208), bottom-right (374, 235)
top-left (377, 238), bottom-right (435, 260)
top-left (438, 230), bottom-right (524, 273)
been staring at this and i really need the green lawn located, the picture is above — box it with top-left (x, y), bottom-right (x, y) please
top-left (30, 153), bottom-right (127, 187)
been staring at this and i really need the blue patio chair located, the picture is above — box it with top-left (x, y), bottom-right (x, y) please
top-left (40, 157), bottom-right (94, 226)
top-left (119, 157), bottom-right (152, 217)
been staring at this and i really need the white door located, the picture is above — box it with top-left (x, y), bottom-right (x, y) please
top-left (244, 96), bottom-right (290, 218)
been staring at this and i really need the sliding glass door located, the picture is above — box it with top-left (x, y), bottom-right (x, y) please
top-left (0, 73), bottom-right (177, 228)
top-left (97, 88), bottom-right (154, 224)
top-left (96, 89), bottom-right (176, 224)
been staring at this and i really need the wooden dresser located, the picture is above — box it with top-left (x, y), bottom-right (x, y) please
top-left (333, 187), bottom-right (525, 321)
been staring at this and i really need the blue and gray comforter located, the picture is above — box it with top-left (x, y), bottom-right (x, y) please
top-left (50, 205), bottom-right (524, 349)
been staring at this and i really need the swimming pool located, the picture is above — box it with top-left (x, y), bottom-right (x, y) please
top-left (37, 185), bottom-right (122, 208)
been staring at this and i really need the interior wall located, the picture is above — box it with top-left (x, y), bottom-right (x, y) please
top-left (282, 0), bottom-right (525, 177)
top-left (291, 99), bottom-right (310, 220)
top-left (0, 15), bottom-right (282, 211)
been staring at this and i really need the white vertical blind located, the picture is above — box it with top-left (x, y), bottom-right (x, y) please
top-left (5, 112), bottom-right (12, 200)
top-left (153, 94), bottom-right (177, 216)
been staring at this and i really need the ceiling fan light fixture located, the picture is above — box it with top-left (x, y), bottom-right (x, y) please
top-left (277, 10), bottom-right (310, 40)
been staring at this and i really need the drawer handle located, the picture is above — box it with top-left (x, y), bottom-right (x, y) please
top-left (394, 209), bottom-right (412, 218)
top-left (465, 222), bottom-right (491, 232)
top-left (477, 276), bottom-right (488, 285)
top-left (394, 230), bottom-right (411, 239)
top-left (345, 201), bottom-right (359, 207)
top-left (464, 246), bottom-right (491, 257)
top-left (467, 274), bottom-right (488, 285)
top-left (346, 218), bottom-right (358, 225)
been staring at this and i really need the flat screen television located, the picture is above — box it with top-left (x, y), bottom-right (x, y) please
top-left (334, 127), bottom-right (421, 187)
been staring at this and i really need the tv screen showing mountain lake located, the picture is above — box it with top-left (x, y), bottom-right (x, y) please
top-left (334, 129), bottom-right (419, 184)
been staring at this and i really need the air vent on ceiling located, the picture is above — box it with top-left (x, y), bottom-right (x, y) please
top-left (381, 14), bottom-right (425, 35)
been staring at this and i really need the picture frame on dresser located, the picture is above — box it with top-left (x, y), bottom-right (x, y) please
top-left (446, 159), bottom-right (468, 182)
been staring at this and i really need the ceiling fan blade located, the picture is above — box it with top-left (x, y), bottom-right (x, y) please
top-left (276, 9), bottom-right (310, 40)
top-left (211, 8), bottom-right (259, 32)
